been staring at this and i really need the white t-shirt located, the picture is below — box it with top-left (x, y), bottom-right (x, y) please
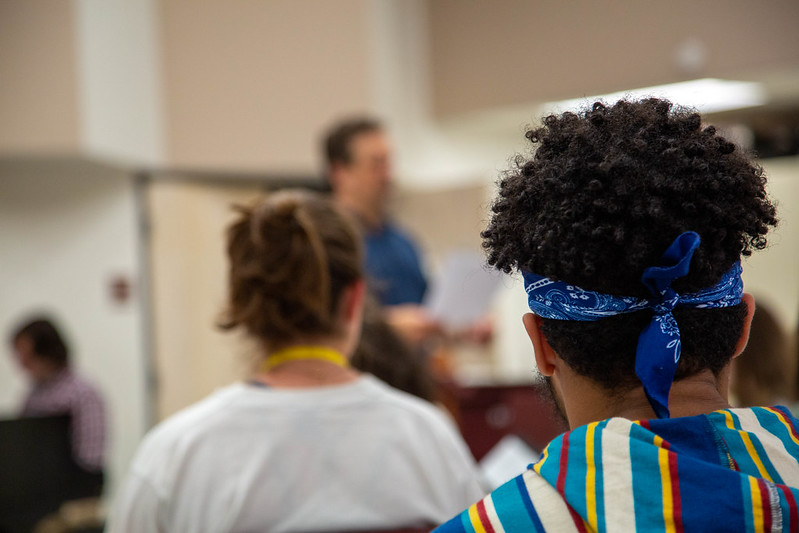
top-left (108, 375), bottom-right (485, 533)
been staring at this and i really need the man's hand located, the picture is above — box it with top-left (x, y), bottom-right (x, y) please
top-left (385, 305), bottom-right (443, 346)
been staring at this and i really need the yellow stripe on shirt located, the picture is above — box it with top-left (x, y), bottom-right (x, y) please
top-left (654, 435), bottom-right (677, 533)
top-left (533, 447), bottom-right (550, 475)
top-left (585, 423), bottom-right (598, 532)
top-left (741, 432), bottom-right (773, 482)
top-left (750, 476), bottom-right (765, 533)
top-left (468, 504), bottom-right (487, 533)
top-left (724, 410), bottom-right (772, 481)
top-left (764, 407), bottom-right (799, 447)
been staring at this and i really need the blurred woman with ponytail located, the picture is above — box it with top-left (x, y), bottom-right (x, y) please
top-left (108, 190), bottom-right (484, 533)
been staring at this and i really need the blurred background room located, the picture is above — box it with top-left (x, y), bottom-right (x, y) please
top-left (1, 0), bottom-right (798, 529)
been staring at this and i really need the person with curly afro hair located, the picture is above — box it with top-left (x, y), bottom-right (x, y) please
top-left (436, 99), bottom-right (799, 532)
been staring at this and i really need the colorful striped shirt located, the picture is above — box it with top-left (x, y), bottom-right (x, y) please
top-left (436, 406), bottom-right (799, 532)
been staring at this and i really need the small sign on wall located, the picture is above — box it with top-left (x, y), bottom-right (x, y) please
top-left (108, 274), bottom-right (134, 306)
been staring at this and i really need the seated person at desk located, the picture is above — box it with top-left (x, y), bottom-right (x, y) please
top-left (437, 99), bottom-right (799, 531)
top-left (107, 190), bottom-right (484, 533)
top-left (10, 317), bottom-right (105, 474)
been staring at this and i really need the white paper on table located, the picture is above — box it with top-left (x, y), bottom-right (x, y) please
top-left (424, 250), bottom-right (504, 329)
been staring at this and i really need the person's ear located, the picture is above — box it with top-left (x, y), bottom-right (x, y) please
top-left (328, 162), bottom-right (350, 191)
top-left (342, 279), bottom-right (366, 323)
top-left (732, 292), bottom-right (756, 358)
top-left (522, 313), bottom-right (558, 376)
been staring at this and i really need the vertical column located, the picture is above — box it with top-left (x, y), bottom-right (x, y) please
top-left (74, 0), bottom-right (166, 165)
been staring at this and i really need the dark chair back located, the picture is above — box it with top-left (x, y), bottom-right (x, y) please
top-left (0, 415), bottom-right (103, 533)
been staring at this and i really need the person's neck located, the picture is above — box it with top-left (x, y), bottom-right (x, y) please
top-left (563, 368), bottom-right (732, 428)
top-left (34, 365), bottom-right (67, 385)
top-left (253, 340), bottom-right (359, 389)
top-left (335, 195), bottom-right (384, 230)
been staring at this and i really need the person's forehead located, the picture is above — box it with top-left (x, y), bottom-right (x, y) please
top-left (349, 130), bottom-right (390, 159)
top-left (14, 335), bottom-right (33, 351)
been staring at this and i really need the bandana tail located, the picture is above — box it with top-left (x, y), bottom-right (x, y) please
top-left (637, 231), bottom-right (700, 419)
top-left (635, 317), bottom-right (681, 419)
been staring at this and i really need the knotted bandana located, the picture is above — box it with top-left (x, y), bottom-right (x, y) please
top-left (522, 231), bottom-right (743, 419)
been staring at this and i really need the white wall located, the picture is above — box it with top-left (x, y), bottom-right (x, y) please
top-left (0, 157), bottom-right (148, 501)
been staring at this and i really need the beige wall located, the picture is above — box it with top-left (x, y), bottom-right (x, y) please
top-left (394, 184), bottom-right (488, 266)
top-left (742, 156), bottom-right (799, 334)
top-left (429, 0), bottom-right (799, 116)
top-left (160, 0), bottom-right (376, 173)
top-left (147, 179), bottom-right (263, 418)
top-left (0, 1), bottom-right (81, 154)
top-left (0, 0), bottom-right (166, 164)
top-left (0, 0), bottom-right (384, 173)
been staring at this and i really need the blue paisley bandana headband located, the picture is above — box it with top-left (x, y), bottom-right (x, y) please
top-left (521, 231), bottom-right (743, 419)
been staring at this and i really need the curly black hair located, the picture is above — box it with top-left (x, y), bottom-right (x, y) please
top-left (483, 98), bottom-right (777, 391)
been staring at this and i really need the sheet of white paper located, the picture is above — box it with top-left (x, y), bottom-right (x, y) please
top-left (479, 434), bottom-right (540, 490)
top-left (424, 250), bottom-right (504, 329)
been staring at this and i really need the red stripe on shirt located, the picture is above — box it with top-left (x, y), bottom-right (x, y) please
top-left (554, 434), bottom-right (589, 533)
top-left (572, 512), bottom-right (590, 533)
top-left (775, 407), bottom-right (799, 444)
top-left (556, 434), bottom-right (569, 494)
top-left (758, 478), bottom-right (772, 532)
top-left (779, 484), bottom-right (799, 533)
top-left (476, 500), bottom-right (495, 533)
top-left (656, 433), bottom-right (685, 533)
top-left (668, 446), bottom-right (684, 533)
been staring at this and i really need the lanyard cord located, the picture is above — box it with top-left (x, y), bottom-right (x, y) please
top-left (261, 346), bottom-right (349, 372)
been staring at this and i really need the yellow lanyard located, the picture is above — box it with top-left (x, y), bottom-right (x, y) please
top-left (262, 346), bottom-right (349, 372)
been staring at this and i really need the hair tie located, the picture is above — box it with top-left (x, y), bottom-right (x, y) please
top-left (522, 231), bottom-right (743, 419)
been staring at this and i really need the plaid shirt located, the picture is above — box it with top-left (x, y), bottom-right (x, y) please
top-left (21, 368), bottom-right (106, 472)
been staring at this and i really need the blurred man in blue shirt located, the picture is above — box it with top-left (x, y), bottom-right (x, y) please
top-left (323, 118), bottom-right (438, 344)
